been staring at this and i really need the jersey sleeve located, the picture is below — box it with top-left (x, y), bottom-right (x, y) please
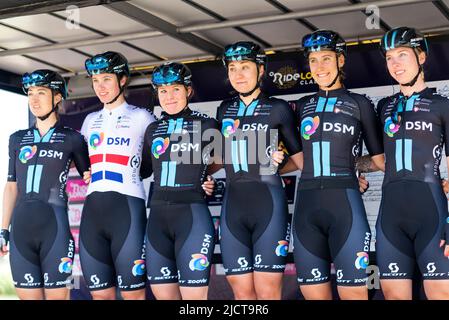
top-left (140, 124), bottom-right (154, 179)
top-left (355, 95), bottom-right (384, 156)
top-left (270, 99), bottom-right (303, 155)
top-left (80, 114), bottom-right (90, 140)
top-left (215, 101), bottom-right (226, 123)
top-left (295, 96), bottom-right (309, 125)
top-left (7, 133), bottom-right (17, 182)
top-left (439, 97), bottom-right (449, 152)
top-left (71, 131), bottom-right (91, 176)
top-left (202, 118), bottom-right (220, 163)
top-left (140, 109), bottom-right (156, 133)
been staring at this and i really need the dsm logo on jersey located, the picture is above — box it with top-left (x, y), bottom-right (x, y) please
top-left (107, 137), bottom-right (130, 146)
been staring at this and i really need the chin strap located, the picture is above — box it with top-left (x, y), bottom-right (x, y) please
top-left (240, 65), bottom-right (262, 97)
top-left (401, 50), bottom-right (422, 87)
top-left (37, 91), bottom-right (57, 121)
top-left (106, 74), bottom-right (125, 104)
top-left (326, 54), bottom-right (341, 88)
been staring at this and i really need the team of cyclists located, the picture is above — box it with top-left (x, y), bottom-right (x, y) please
top-left (1, 26), bottom-right (449, 300)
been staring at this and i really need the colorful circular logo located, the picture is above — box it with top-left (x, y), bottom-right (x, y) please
top-left (301, 116), bottom-right (320, 140)
top-left (384, 117), bottom-right (400, 137)
top-left (132, 259), bottom-right (145, 276)
top-left (151, 137), bottom-right (170, 159)
top-left (19, 145), bottom-right (37, 164)
top-left (221, 118), bottom-right (240, 138)
top-left (355, 252), bottom-right (369, 270)
top-left (58, 257), bottom-right (73, 274)
top-left (89, 132), bottom-right (104, 149)
top-left (275, 240), bottom-right (289, 257)
top-left (189, 254), bottom-right (209, 271)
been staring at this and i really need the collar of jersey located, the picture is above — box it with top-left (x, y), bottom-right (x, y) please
top-left (102, 101), bottom-right (128, 116)
top-left (236, 91), bottom-right (266, 106)
top-left (32, 120), bottom-right (61, 131)
top-left (398, 87), bottom-right (433, 100)
top-left (317, 87), bottom-right (347, 98)
top-left (160, 106), bottom-right (192, 120)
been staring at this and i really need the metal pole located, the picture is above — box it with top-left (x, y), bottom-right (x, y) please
top-left (179, 0), bottom-right (432, 33)
top-left (0, 0), bottom-right (432, 57)
top-left (61, 24), bottom-right (449, 77)
top-left (0, 30), bottom-right (163, 57)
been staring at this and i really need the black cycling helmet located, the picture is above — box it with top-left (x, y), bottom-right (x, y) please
top-left (302, 30), bottom-right (347, 57)
top-left (222, 41), bottom-right (266, 67)
top-left (222, 41), bottom-right (266, 97)
top-left (22, 69), bottom-right (67, 121)
top-left (151, 62), bottom-right (192, 89)
top-left (380, 27), bottom-right (428, 87)
top-left (85, 51), bottom-right (130, 104)
top-left (302, 30), bottom-right (346, 89)
top-left (22, 69), bottom-right (67, 99)
top-left (85, 51), bottom-right (130, 77)
top-left (380, 26), bottom-right (428, 56)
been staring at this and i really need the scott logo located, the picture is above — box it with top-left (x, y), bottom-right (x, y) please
top-left (160, 267), bottom-right (171, 277)
top-left (311, 268), bottom-right (321, 279)
top-left (337, 270), bottom-right (343, 280)
top-left (388, 263), bottom-right (399, 273)
top-left (90, 275), bottom-right (100, 285)
top-left (107, 137), bottom-right (130, 146)
top-left (255, 254), bottom-right (262, 265)
top-left (427, 262), bottom-right (436, 273)
top-left (237, 257), bottom-right (248, 268)
top-left (24, 273), bottom-right (34, 283)
top-left (323, 122), bottom-right (354, 135)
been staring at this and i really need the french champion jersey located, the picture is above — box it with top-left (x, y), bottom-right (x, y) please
top-left (8, 122), bottom-right (90, 204)
top-left (377, 87), bottom-right (449, 186)
top-left (81, 102), bottom-right (155, 199)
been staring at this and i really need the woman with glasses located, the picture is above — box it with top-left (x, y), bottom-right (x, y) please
top-left (0, 70), bottom-right (90, 299)
top-left (373, 27), bottom-right (449, 299)
top-left (290, 30), bottom-right (385, 300)
top-left (216, 41), bottom-right (303, 300)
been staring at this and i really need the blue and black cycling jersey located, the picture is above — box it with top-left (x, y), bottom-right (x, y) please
top-left (8, 122), bottom-right (90, 204)
top-left (377, 87), bottom-right (449, 186)
top-left (296, 88), bottom-right (383, 190)
top-left (141, 107), bottom-right (218, 202)
top-left (7, 122), bottom-right (89, 289)
top-left (216, 93), bottom-right (302, 183)
top-left (375, 87), bottom-right (449, 280)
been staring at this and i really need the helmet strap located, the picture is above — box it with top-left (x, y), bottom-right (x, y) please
top-left (106, 74), bottom-right (125, 105)
top-left (240, 64), bottom-right (261, 97)
top-left (326, 54), bottom-right (341, 88)
top-left (401, 50), bottom-right (422, 87)
top-left (37, 91), bottom-right (57, 121)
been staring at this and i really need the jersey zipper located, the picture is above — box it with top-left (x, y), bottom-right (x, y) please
top-left (29, 129), bottom-right (45, 198)
top-left (319, 91), bottom-right (329, 189)
top-left (401, 96), bottom-right (407, 178)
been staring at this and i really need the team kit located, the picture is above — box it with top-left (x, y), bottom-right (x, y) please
top-left (1, 26), bottom-right (449, 300)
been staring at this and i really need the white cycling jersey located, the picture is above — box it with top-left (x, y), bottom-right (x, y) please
top-left (81, 102), bottom-right (155, 199)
